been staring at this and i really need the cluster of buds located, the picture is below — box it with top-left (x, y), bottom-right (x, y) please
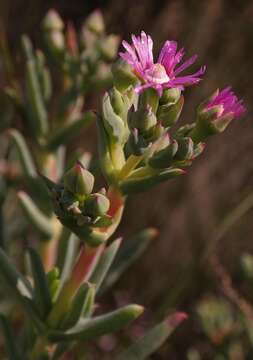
top-left (45, 162), bottom-right (112, 246)
top-left (42, 9), bottom-right (120, 90)
top-left (97, 31), bottom-right (245, 195)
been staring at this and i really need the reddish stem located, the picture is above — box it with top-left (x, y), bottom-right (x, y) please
top-left (70, 244), bottom-right (104, 289)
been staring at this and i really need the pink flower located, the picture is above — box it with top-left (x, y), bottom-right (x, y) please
top-left (205, 87), bottom-right (245, 119)
top-left (119, 31), bottom-right (206, 95)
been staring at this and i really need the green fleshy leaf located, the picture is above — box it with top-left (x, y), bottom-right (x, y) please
top-left (101, 228), bottom-right (157, 292)
top-left (115, 313), bottom-right (187, 360)
top-left (0, 249), bottom-right (44, 331)
top-left (61, 283), bottom-right (90, 329)
top-left (22, 35), bottom-right (49, 138)
top-left (9, 129), bottom-right (37, 178)
top-left (57, 231), bottom-right (79, 281)
top-left (81, 284), bottom-right (96, 318)
top-left (35, 49), bottom-right (52, 103)
top-left (18, 191), bottom-right (54, 239)
top-left (88, 238), bottom-right (122, 292)
top-left (28, 248), bottom-right (52, 317)
top-left (49, 304), bottom-right (144, 342)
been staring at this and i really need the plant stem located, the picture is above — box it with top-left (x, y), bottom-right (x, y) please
top-left (47, 244), bottom-right (104, 327)
top-left (47, 186), bottom-right (125, 327)
top-left (119, 154), bottom-right (143, 180)
top-left (39, 219), bottom-right (62, 272)
top-left (110, 142), bottom-right (125, 173)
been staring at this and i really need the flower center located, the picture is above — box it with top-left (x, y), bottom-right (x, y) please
top-left (145, 63), bottom-right (170, 84)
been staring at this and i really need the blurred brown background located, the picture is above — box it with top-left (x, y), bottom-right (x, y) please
top-left (1, 0), bottom-right (253, 358)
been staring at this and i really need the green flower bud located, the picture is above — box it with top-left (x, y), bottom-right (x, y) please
top-left (160, 88), bottom-right (181, 105)
top-left (190, 105), bottom-right (232, 143)
top-left (157, 95), bottom-right (184, 128)
top-left (174, 137), bottom-right (194, 161)
top-left (127, 128), bottom-right (149, 156)
top-left (85, 10), bottom-right (105, 35)
top-left (102, 92), bottom-right (128, 144)
top-left (109, 87), bottom-right (124, 116)
top-left (85, 193), bottom-right (110, 217)
top-left (149, 139), bottom-right (178, 169)
top-left (63, 162), bottom-right (94, 197)
top-left (112, 59), bottom-right (138, 92)
top-left (128, 105), bottom-right (157, 132)
top-left (147, 123), bottom-right (165, 142)
top-left (139, 88), bottom-right (159, 113)
top-left (99, 35), bottom-right (120, 61)
top-left (42, 10), bottom-right (65, 54)
top-left (42, 9), bottom-right (64, 31)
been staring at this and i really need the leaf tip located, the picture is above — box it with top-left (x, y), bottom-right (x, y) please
top-left (167, 312), bottom-right (188, 327)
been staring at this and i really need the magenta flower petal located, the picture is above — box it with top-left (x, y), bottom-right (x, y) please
top-left (168, 66), bottom-right (206, 88)
top-left (173, 54), bottom-right (198, 76)
top-left (119, 31), bottom-right (206, 95)
top-left (205, 87), bottom-right (245, 119)
top-left (157, 40), bottom-right (178, 74)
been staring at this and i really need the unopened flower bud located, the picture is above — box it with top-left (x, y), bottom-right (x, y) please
top-left (112, 59), bottom-right (138, 92)
top-left (42, 10), bottom-right (65, 53)
top-left (139, 88), bottom-right (159, 113)
top-left (174, 137), bottom-right (194, 161)
top-left (149, 139), bottom-right (178, 169)
top-left (109, 87), bottom-right (124, 116)
top-left (99, 35), bottom-right (120, 61)
top-left (85, 193), bottom-right (110, 217)
top-left (160, 88), bottom-right (181, 105)
top-left (63, 162), bottom-right (94, 197)
top-left (127, 128), bottom-right (149, 156)
top-left (157, 95), bottom-right (184, 128)
top-left (102, 92), bottom-right (128, 144)
top-left (128, 105), bottom-right (157, 132)
top-left (42, 9), bottom-right (64, 31)
top-left (148, 123), bottom-right (165, 141)
top-left (191, 87), bottom-right (245, 143)
top-left (85, 10), bottom-right (105, 35)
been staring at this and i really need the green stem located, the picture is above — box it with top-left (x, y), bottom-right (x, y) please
top-left (110, 142), bottom-right (125, 173)
top-left (119, 154), bottom-right (143, 180)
